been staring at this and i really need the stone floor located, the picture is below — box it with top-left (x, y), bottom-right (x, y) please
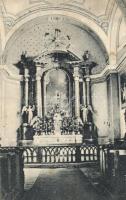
top-left (22, 168), bottom-right (113, 200)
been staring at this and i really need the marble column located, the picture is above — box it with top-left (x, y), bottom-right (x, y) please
top-left (86, 77), bottom-right (91, 105)
top-left (83, 79), bottom-right (86, 105)
top-left (43, 76), bottom-right (47, 116)
top-left (36, 65), bottom-right (42, 118)
top-left (24, 68), bottom-right (29, 106)
top-left (73, 66), bottom-right (80, 118)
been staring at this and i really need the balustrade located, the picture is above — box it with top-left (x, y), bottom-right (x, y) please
top-left (22, 144), bottom-right (99, 165)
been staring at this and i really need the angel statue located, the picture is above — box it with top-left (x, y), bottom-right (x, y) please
top-left (21, 105), bottom-right (35, 125)
top-left (27, 105), bottom-right (35, 125)
top-left (81, 104), bottom-right (94, 123)
top-left (81, 105), bottom-right (89, 123)
top-left (21, 105), bottom-right (28, 123)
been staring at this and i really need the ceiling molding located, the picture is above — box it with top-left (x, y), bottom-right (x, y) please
top-left (91, 65), bottom-right (118, 83)
top-left (0, 1), bottom-right (116, 35)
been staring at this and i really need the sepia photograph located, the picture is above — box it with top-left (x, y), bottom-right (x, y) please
top-left (0, 0), bottom-right (126, 199)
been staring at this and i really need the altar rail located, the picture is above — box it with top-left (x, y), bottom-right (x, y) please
top-left (21, 144), bottom-right (99, 165)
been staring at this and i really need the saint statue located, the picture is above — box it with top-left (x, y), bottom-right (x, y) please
top-left (53, 112), bottom-right (62, 134)
top-left (81, 104), bottom-right (93, 123)
top-left (81, 105), bottom-right (89, 123)
top-left (22, 105), bottom-right (35, 125)
top-left (21, 105), bottom-right (28, 123)
top-left (27, 105), bottom-right (35, 124)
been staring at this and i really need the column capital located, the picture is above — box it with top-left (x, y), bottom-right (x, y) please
top-left (85, 77), bottom-right (91, 82)
top-left (73, 64), bottom-right (80, 77)
top-left (24, 68), bottom-right (29, 79)
top-left (24, 68), bottom-right (29, 74)
top-left (36, 64), bottom-right (44, 77)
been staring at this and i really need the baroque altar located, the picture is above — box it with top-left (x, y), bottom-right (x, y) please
top-left (17, 33), bottom-right (97, 145)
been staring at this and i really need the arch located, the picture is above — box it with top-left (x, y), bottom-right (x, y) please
top-left (108, 5), bottom-right (123, 64)
top-left (3, 8), bottom-right (109, 58)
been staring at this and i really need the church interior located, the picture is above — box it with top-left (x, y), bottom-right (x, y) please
top-left (0, 0), bottom-right (126, 200)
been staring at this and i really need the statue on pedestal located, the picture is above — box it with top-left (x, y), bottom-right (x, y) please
top-left (53, 112), bottom-right (62, 134)
top-left (21, 105), bottom-right (35, 125)
top-left (81, 105), bottom-right (88, 123)
top-left (27, 105), bottom-right (35, 124)
top-left (81, 104), bottom-right (93, 124)
top-left (21, 105), bottom-right (28, 124)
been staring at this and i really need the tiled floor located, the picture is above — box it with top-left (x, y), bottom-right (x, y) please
top-left (22, 168), bottom-right (112, 200)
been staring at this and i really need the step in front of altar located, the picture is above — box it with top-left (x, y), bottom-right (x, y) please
top-left (33, 134), bottom-right (83, 145)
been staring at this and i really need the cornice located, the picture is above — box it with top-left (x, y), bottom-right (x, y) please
top-left (17, 5), bottom-right (99, 24)
top-left (91, 65), bottom-right (118, 83)
top-left (91, 53), bottom-right (126, 83)
top-left (1, 60), bottom-right (125, 84)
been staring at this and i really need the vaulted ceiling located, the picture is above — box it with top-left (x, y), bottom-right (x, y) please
top-left (1, 0), bottom-right (115, 20)
top-left (0, 0), bottom-right (126, 70)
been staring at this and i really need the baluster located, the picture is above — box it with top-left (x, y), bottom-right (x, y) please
top-left (75, 146), bottom-right (81, 163)
top-left (42, 148), bottom-right (46, 163)
top-left (97, 145), bottom-right (100, 162)
top-left (84, 147), bottom-right (87, 161)
top-left (64, 148), bottom-right (67, 162)
top-left (66, 148), bottom-right (68, 162)
top-left (88, 147), bottom-right (91, 161)
top-left (90, 147), bottom-right (93, 161)
top-left (70, 148), bottom-right (72, 162)
top-left (31, 151), bottom-right (33, 163)
top-left (37, 147), bottom-right (42, 163)
top-left (52, 149), bottom-right (54, 163)
top-left (58, 147), bottom-right (60, 163)
top-left (91, 146), bottom-right (94, 161)
top-left (69, 148), bottom-right (72, 163)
